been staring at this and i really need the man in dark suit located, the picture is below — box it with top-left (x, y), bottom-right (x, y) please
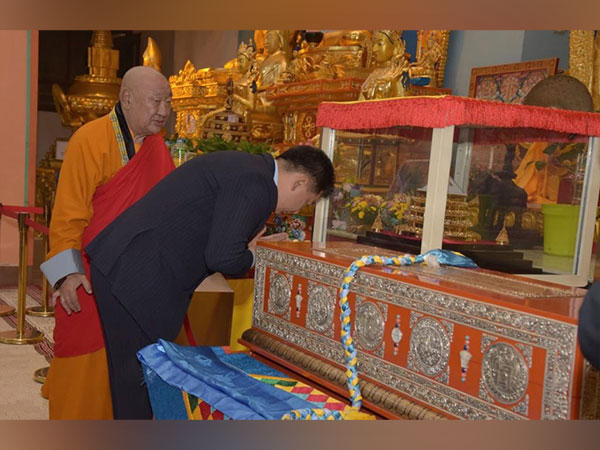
top-left (578, 281), bottom-right (600, 371)
top-left (84, 145), bottom-right (334, 419)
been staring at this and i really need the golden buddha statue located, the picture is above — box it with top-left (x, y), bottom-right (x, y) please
top-left (410, 32), bottom-right (444, 88)
top-left (231, 40), bottom-right (259, 117)
top-left (253, 29), bottom-right (268, 64)
top-left (242, 30), bottom-right (289, 140)
top-left (256, 30), bottom-right (290, 90)
top-left (142, 37), bottom-right (162, 72)
top-left (200, 40), bottom-right (257, 141)
top-left (320, 30), bottom-right (371, 47)
top-left (359, 30), bottom-right (410, 100)
top-left (52, 30), bottom-right (121, 129)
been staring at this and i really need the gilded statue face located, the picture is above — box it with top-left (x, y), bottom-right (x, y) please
top-left (237, 55), bottom-right (250, 74)
top-left (265, 31), bottom-right (281, 54)
top-left (373, 33), bottom-right (394, 63)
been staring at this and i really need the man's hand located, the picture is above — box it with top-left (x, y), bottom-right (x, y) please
top-left (259, 232), bottom-right (289, 242)
top-left (248, 226), bottom-right (267, 253)
top-left (50, 273), bottom-right (92, 315)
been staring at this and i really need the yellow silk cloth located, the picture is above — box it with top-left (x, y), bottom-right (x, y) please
top-left (514, 142), bottom-right (566, 204)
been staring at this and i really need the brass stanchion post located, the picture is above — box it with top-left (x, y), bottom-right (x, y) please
top-left (31, 205), bottom-right (52, 383)
top-left (27, 205), bottom-right (54, 317)
top-left (33, 366), bottom-right (49, 384)
top-left (0, 304), bottom-right (15, 317)
top-left (0, 213), bottom-right (44, 344)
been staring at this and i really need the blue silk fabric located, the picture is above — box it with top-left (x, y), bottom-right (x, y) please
top-left (423, 249), bottom-right (478, 268)
top-left (137, 340), bottom-right (316, 420)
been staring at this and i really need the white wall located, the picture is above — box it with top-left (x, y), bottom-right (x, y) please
top-left (522, 30), bottom-right (570, 71)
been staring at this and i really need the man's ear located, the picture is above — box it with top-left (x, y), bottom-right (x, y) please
top-left (292, 175), bottom-right (309, 191)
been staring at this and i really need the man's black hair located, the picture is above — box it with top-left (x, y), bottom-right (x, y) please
top-left (276, 145), bottom-right (335, 198)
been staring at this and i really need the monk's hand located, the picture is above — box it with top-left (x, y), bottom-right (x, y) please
top-left (52, 273), bottom-right (92, 315)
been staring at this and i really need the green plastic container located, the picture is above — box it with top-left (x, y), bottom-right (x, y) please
top-left (541, 204), bottom-right (580, 257)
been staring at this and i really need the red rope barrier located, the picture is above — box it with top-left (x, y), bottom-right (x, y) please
top-left (0, 204), bottom-right (49, 235)
top-left (1, 209), bottom-right (19, 220)
top-left (0, 205), bottom-right (44, 215)
top-left (24, 218), bottom-right (49, 235)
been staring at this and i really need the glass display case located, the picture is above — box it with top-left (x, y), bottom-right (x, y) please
top-left (314, 96), bottom-right (600, 286)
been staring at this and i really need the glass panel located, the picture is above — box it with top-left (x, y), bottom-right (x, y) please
top-left (374, 146), bottom-right (398, 186)
top-left (326, 128), bottom-right (432, 243)
top-left (448, 126), bottom-right (592, 276)
top-left (333, 142), bottom-right (359, 183)
top-left (358, 147), bottom-right (373, 184)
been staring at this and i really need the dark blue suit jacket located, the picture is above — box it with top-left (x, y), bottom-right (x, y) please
top-left (85, 151), bottom-right (277, 341)
top-left (578, 281), bottom-right (600, 370)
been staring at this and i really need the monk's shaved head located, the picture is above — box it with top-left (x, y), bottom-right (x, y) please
top-left (120, 66), bottom-right (170, 99)
top-left (119, 66), bottom-right (172, 140)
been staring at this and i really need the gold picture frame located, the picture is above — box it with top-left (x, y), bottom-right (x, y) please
top-left (468, 58), bottom-right (559, 103)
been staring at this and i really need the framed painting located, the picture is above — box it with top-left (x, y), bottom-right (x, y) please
top-left (468, 58), bottom-right (559, 104)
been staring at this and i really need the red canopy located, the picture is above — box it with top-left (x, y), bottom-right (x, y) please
top-left (316, 95), bottom-right (600, 137)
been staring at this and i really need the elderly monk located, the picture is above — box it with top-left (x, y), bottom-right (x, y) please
top-left (40, 66), bottom-right (174, 419)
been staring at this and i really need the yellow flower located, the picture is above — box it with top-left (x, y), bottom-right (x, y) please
top-left (358, 211), bottom-right (365, 219)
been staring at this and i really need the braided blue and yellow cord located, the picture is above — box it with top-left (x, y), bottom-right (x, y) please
top-left (281, 408), bottom-right (344, 420)
top-left (338, 253), bottom-right (422, 410)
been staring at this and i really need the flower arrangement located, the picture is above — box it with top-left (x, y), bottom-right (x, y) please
top-left (347, 194), bottom-right (383, 226)
top-left (379, 194), bottom-right (409, 230)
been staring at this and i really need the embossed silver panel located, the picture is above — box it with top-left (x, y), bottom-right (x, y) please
top-left (482, 342), bottom-right (529, 405)
top-left (355, 301), bottom-right (385, 351)
top-left (268, 271), bottom-right (291, 317)
top-left (306, 281), bottom-right (336, 337)
top-left (408, 317), bottom-right (451, 377)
